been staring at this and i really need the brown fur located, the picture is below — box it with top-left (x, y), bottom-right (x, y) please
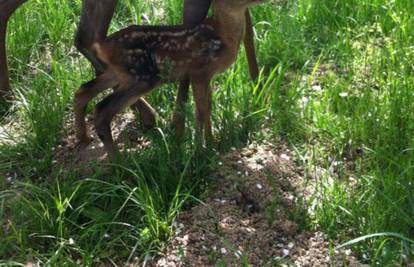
top-left (75, 0), bottom-right (263, 159)
top-left (0, 0), bottom-right (28, 101)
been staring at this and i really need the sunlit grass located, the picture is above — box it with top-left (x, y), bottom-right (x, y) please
top-left (1, 0), bottom-right (414, 265)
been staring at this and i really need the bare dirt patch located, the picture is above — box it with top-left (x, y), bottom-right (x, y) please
top-left (49, 114), bottom-right (365, 266)
top-left (152, 143), bottom-right (365, 267)
top-left (52, 111), bottom-right (151, 171)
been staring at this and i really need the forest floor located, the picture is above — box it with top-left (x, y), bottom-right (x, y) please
top-left (51, 112), bottom-right (364, 266)
top-left (151, 142), bottom-right (365, 267)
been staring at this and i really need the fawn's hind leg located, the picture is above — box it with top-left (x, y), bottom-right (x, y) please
top-left (94, 82), bottom-right (156, 159)
top-left (74, 71), bottom-right (117, 145)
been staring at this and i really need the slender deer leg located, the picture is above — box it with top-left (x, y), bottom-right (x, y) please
top-left (172, 3), bottom-right (259, 139)
top-left (183, 0), bottom-right (212, 26)
top-left (0, 15), bottom-right (10, 102)
top-left (191, 76), bottom-right (212, 147)
top-left (94, 82), bottom-right (157, 159)
top-left (171, 0), bottom-right (212, 136)
top-left (172, 78), bottom-right (190, 137)
top-left (204, 88), bottom-right (213, 146)
top-left (0, 0), bottom-right (28, 103)
top-left (244, 9), bottom-right (259, 80)
top-left (75, 0), bottom-right (118, 74)
top-left (74, 71), bottom-right (117, 145)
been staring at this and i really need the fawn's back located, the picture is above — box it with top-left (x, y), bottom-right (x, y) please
top-left (93, 0), bottom-right (264, 85)
top-left (94, 22), bottom-right (228, 86)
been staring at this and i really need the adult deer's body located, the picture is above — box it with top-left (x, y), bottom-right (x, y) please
top-left (76, 0), bottom-right (263, 158)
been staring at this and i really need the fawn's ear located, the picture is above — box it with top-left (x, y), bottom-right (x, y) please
top-left (183, 0), bottom-right (212, 26)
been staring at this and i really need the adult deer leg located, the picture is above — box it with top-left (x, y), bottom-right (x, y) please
top-left (0, 15), bottom-right (9, 103)
top-left (183, 0), bottom-right (212, 27)
top-left (0, 0), bottom-right (28, 103)
top-left (75, 0), bottom-right (157, 129)
top-left (244, 9), bottom-right (259, 80)
top-left (75, 0), bottom-right (117, 74)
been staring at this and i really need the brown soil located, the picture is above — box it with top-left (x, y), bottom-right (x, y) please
top-left (151, 143), bottom-right (365, 267)
top-left (49, 113), bottom-right (365, 266)
top-left (52, 111), bottom-right (150, 171)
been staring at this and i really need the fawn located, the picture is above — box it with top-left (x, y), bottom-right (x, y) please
top-left (74, 0), bottom-right (263, 159)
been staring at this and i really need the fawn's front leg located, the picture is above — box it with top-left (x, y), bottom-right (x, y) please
top-left (172, 79), bottom-right (190, 138)
top-left (74, 71), bottom-right (117, 145)
top-left (94, 82), bottom-right (157, 159)
top-left (191, 76), bottom-right (213, 148)
top-left (171, 7), bottom-right (259, 139)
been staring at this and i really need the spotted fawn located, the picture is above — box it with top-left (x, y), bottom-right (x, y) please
top-left (74, 0), bottom-right (264, 159)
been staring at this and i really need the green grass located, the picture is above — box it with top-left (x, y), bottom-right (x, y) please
top-left (1, 0), bottom-right (414, 265)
